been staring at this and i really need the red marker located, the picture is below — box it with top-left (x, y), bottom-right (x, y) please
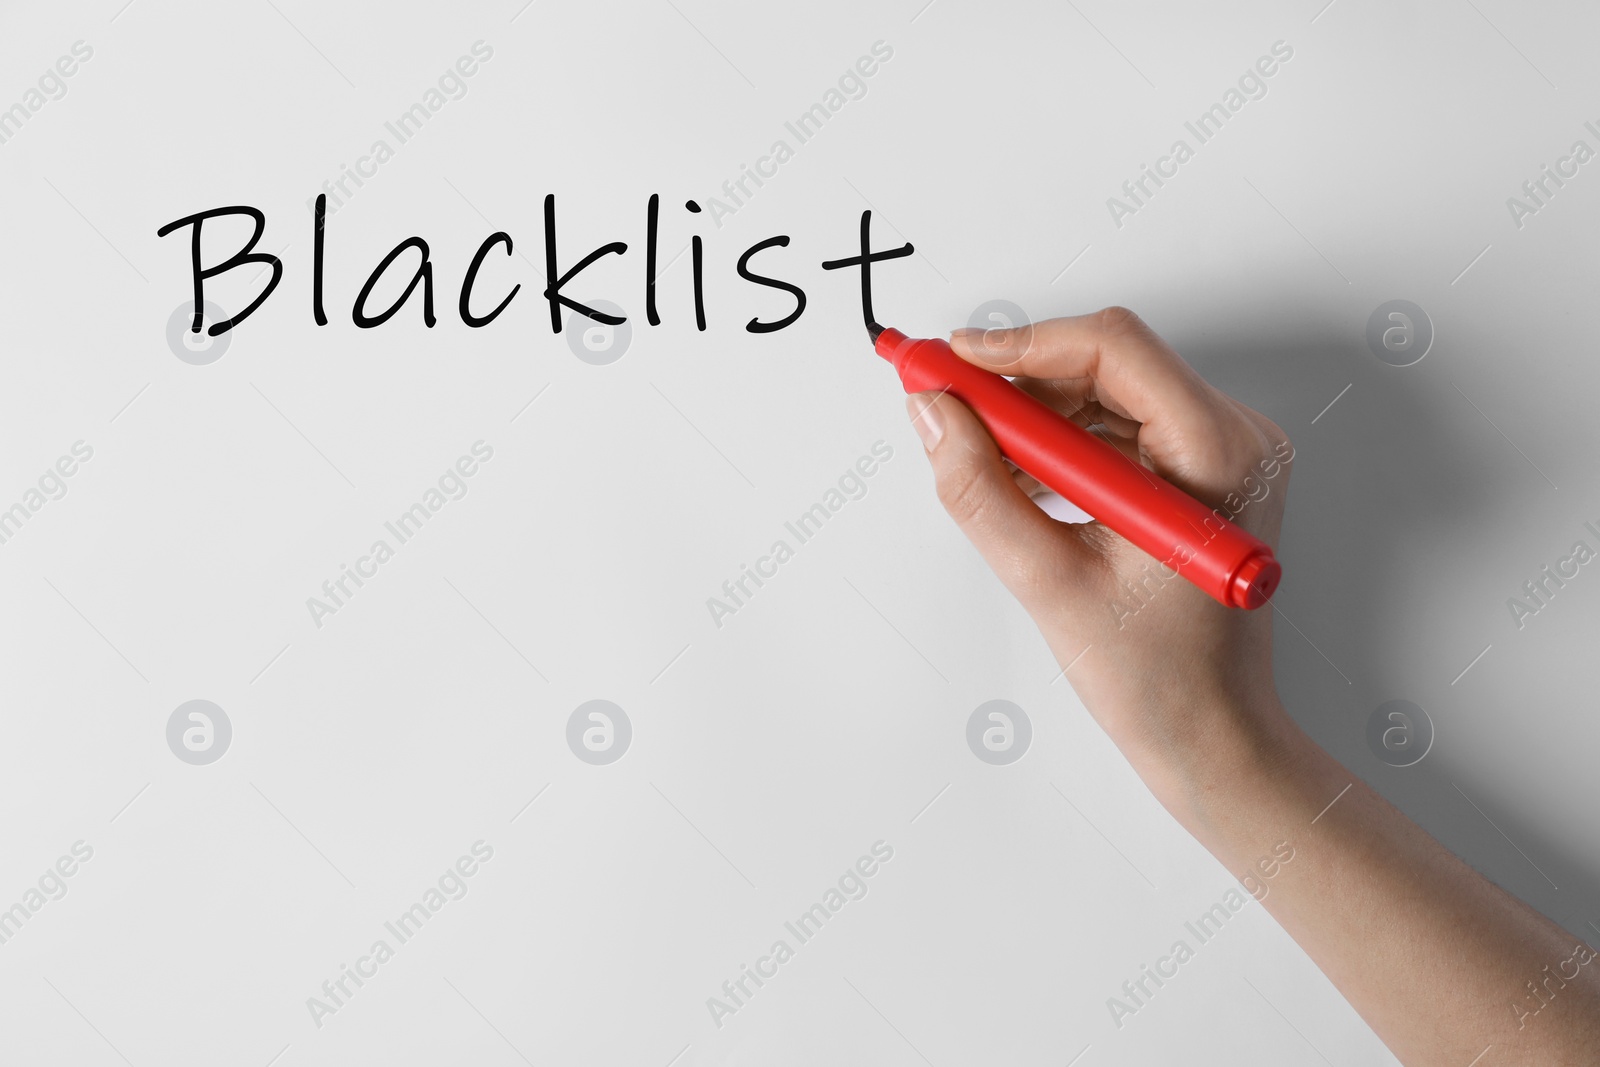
top-left (870, 323), bottom-right (1281, 609)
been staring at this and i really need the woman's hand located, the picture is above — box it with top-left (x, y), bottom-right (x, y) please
top-left (906, 307), bottom-right (1297, 788)
top-left (904, 305), bottom-right (1600, 1065)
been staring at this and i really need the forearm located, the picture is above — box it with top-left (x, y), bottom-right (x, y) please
top-left (1115, 699), bottom-right (1600, 1065)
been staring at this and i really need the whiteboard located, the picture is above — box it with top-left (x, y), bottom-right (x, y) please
top-left (0, 1), bottom-right (1596, 1065)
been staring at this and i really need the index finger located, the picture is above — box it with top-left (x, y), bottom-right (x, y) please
top-left (948, 306), bottom-right (1220, 433)
top-left (948, 307), bottom-right (1286, 508)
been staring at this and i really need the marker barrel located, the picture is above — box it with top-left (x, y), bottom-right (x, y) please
top-left (878, 327), bottom-right (1280, 609)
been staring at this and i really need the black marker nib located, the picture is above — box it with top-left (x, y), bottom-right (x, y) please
top-left (866, 321), bottom-right (885, 343)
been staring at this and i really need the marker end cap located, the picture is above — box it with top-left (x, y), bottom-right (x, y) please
top-left (1230, 554), bottom-right (1281, 610)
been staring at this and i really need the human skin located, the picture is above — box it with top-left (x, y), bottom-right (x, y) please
top-left (904, 307), bottom-right (1600, 1065)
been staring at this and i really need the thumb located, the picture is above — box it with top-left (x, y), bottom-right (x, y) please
top-left (907, 390), bottom-right (1104, 615)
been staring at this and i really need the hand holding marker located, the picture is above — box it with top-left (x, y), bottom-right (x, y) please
top-left (881, 308), bottom-right (1600, 1063)
top-left (870, 322), bottom-right (1281, 609)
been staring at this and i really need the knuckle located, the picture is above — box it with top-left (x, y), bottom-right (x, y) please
top-left (1097, 305), bottom-right (1147, 335)
top-left (935, 456), bottom-right (996, 527)
top-left (1265, 419), bottom-right (1294, 461)
top-left (1268, 425), bottom-right (1294, 465)
top-left (1238, 405), bottom-right (1296, 468)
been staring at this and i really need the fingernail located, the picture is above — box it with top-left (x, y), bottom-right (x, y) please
top-left (906, 392), bottom-right (945, 451)
top-left (951, 325), bottom-right (1013, 366)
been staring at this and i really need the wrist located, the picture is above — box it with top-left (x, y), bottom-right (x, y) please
top-left (1106, 690), bottom-right (1313, 829)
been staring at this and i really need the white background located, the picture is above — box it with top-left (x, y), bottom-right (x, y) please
top-left (1, 1), bottom-right (1597, 1064)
